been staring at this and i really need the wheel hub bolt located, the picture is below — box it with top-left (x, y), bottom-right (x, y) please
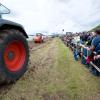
top-left (8, 51), bottom-right (15, 60)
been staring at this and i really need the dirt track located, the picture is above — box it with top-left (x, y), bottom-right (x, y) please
top-left (0, 39), bottom-right (56, 100)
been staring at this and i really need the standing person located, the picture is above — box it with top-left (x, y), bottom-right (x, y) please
top-left (87, 29), bottom-right (100, 76)
top-left (87, 30), bottom-right (100, 51)
top-left (86, 32), bottom-right (95, 46)
top-left (86, 30), bottom-right (100, 61)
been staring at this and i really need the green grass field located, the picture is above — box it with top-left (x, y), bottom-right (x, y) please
top-left (55, 39), bottom-right (100, 100)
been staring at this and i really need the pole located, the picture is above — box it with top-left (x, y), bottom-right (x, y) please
top-left (0, 14), bottom-right (2, 18)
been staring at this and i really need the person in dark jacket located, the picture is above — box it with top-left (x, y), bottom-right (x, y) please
top-left (87, 30), bottom-right (100, 51)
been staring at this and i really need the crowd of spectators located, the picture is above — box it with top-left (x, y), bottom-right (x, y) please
top-left (61, 29), bottom-right (100, 64)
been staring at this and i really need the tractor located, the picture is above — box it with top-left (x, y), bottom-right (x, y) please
top-left (0, 4), bottom-right (29, 83)
top-left (34, 33), bottom-right (44, 43)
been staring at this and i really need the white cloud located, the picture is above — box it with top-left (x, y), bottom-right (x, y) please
top-left (0, 0), bottom-right (100, 34)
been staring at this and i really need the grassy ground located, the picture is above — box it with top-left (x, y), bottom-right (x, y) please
top-left (55, 39), bottom-right (100, 100)
top-left (0, 38), bottom-right (100, 100)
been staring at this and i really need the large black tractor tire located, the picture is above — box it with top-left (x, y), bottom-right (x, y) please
top-left (0, 29), bottom-right (29, 84)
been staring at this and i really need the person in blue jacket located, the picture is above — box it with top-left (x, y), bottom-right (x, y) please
top-left (87, 29), bottom-right (100, 75)
top-left (87, 29), bottom-right (100, 52)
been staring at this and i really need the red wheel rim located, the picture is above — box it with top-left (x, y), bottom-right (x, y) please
top-left (4, 40), bottom-right (26, 72)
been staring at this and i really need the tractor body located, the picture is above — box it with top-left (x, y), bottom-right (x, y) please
top-left (34, 33), bottom-right (44, 43)
top-left (0, 19), bottom-right (28, 38)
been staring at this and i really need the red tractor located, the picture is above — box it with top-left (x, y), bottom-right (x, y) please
top-left (34, 33), bottom-right (44, 43)
top-left (0, 4), bottom-right (29, 83)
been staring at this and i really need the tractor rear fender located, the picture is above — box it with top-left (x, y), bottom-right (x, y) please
top-left (0, 19), bottom-right (28, 38)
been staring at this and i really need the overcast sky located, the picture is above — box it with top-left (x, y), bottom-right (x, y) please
top-left (1, 0), bottom-right (100, 34)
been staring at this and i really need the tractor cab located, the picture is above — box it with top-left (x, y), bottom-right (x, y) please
top-left (0, 3), bottom-right (10, 18)
top-left (34, 33), bottom-right (44, 43)
top-left (36, 33), bottom-right (42, 37)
